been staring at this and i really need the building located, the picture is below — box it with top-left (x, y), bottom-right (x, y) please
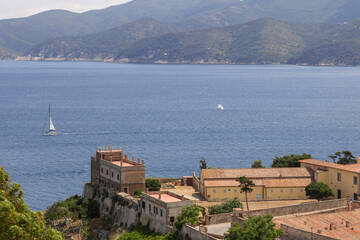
top-left (91, 146), bottom-right (145, 195)
top-left (300, 158), bottom-right (360, 200)
top-left (140, 191), bottom-right (194, 234)
top-left (199, 168), bottom-right (313, 201)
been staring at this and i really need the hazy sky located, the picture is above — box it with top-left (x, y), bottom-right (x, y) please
top-left (0, 0), bottom-right (132, 20)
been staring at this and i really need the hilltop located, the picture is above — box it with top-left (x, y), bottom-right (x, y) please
top-left (1, 0), bottom-right (360, 56)
top-left (25, 18), bottom-right (360, 65)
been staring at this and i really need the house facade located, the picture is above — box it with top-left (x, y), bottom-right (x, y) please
top-left (300, 158), bottom-right (360, 200)
top-left (199, 168), bottom-right (313, 202)
top-left (91, 146), bottom-right (146, 195)
top-left (140, 191), bottom-right (194, 234)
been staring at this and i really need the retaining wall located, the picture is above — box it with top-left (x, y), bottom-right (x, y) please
top-left (205, 213), bottom-right (232, 225)
top-left (243, 199), bottom-right (347, 218)
top-left (281, 224), bottom-right (338, 240)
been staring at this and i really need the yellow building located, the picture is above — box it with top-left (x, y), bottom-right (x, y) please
top-left (199, 168), bottom-right (312, 202)
top-left (300, 159), bottom-right (360, 200)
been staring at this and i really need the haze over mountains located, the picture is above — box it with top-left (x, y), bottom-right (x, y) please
top-left (1, 0), bottom-right (360, 65)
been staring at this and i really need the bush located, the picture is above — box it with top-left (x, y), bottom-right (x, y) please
top-left (146, 178), bottom-right (161, 191)
top-left (208, 198), bottom-right (243, 215)
top-left (45, 195), bottom-right (99, 221)
top-left (134, 189), bottom-right (143, 198)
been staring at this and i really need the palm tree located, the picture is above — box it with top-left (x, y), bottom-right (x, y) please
top-left (237, 176), bottom-right (255, 211)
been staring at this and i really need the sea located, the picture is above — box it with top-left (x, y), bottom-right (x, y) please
top-left (0, 60), bottom-right (360, 211)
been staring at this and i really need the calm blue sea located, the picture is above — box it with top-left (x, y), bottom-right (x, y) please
top-left (0, 60), bottom-right (360, 210)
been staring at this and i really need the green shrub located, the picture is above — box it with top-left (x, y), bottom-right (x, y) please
top-left (208, 198), bottom-right (243, 215)
top-left (134, 189), bottom-right (143, 198)
top-left (146, 178), bottom-right (161, 191)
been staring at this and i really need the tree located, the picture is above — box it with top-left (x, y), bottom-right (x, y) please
top-left (251, 160), bottom-right (265, 168)
top-left (328, 150), bottom-right (356, 165)
top-left (271, 153), bottom-right (311, 168)
top-left (236, 176), bottom-right (255, 211)
top-left (145, 178), bottom-right (161, 191)
top-left (208, 197), bottom-right (243, 215)
top-left (225, 215), bottom-right (284, 240)
top-left (174, 205), bottom-right (205, 230)
top-left (0, 167), bottom-right (63, 240)
top-left (305, 182), bottom-right (334, 201)
top-left (199, 156), bottom-right (207, 170)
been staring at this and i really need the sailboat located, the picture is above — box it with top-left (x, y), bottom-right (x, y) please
top-left (43, 104), bottom-right (61, 136)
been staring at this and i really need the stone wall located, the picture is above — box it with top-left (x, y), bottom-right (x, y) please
top-left (181, 224), bottom-right (218, 240)
top-left (205, 213), bottom-right (232, 225)
top-left (243, 199), bottom-right (347, 218)
top-left (193, 174), bottom-right (200, 191)
top-left (281, 224), bottom-right (338, 240)
top-left (82, 183), bottom-right (141, 229)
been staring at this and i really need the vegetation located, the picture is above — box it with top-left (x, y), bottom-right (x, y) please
top-left (116, 224), bottom-right (178, 240)
top-left (0, 166), bottom-right (63, 240)
top-left (145, 178), bottom-right (161, 191)
top-left (174, 205), bottom-right (205, 230)
top-left (305, 182), bottom-right (334, 201)
top-left (133, 189), bottom-right (143, 198)
top-left (26, 17), bottom-right (360, 66)
top-left (328, 150), bottom-right (356, 165)
top-left (271, 153), bottom-right (311, 168)
top-left (236, 176), bottom-right (255, 211)
top-left (208, 198), bottom-right (243, 215)
top-left (45, 195), bottom-right (99, 221)
top-left (225, 215), bottom-right (284, 240)
top-left (200, 156), bottom-right (207, 170)
top-left (251, 160), bottom-right (265, 168)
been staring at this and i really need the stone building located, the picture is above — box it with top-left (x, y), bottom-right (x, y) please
top-left (300, 158), bottom-right (360, 200)
top-left (140, 191), bottom-right (194, 234)
top-left (91, 146), bottom-right (145, 195)
top-left (198, 168), bottom-right (313, 202)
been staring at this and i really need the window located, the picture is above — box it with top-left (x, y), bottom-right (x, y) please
top-left (149, 204), bottom-right (151, 212)
top-left (112, 172), bottom-right (114, 178)
top-left (160, 209), bottom-right (163, 217)
top-left (270, 189), bottom-right (273, 193)
top-left (153, 206), bottom-right (156, 214)
top-left (354, 176), bottom-right (358, 185)
top-left (337, 173), bottom-right (341, 181)
top-left (124, 187), bottom-right (128, 193)
top-left (106, 170), bottom-right (108, 175)
top-left (354, 193), bottom-right (358, 201)
top-left (224, 189), bottom-right (227, 193)
top-left (234, 189), bottom-right (237, 193)
top-left (290, 189), bottom-right (293, 193)
top-left (117, 174), bottom-right (119, 180)
top-left (280, 189), bottom-right (283, 193)
top-left (301, 189), bottom-right (303, 192)
top-left (213, 189), bottom-right (216, 193)
top-left (101, 168), bottom-right (103, 173)
top-left (142, 201), bottom-right (145, 209)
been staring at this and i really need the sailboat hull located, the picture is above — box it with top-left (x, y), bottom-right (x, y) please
top-left (43, 130), bottom-right (61, 136)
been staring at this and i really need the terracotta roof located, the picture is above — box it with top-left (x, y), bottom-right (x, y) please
top-left (148, 193), bottom-right (183, 203)
top-left (204, 179), bottom-right (264, 187)
top-left (273, 208), bottom-right (360, 240)
top-left (201, 168), bottom-right (312, 179)
top-left (263, 178), bottom-right (311, 188)
top-left (299, 159), bottom-right (360, 174)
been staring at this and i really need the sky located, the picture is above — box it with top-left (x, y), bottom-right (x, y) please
top-left (0, 0), bottom-right (132, 20)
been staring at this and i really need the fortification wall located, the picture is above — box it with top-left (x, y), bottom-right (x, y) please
top-left (243, 199), bottom-right (347, 218)
top-left (82, 183), bottom-right (140, 229)
top-left (281, 224), bottom-right (338, 240)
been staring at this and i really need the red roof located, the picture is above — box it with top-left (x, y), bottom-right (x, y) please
top-left (299, 159), bottom-right (360, 173)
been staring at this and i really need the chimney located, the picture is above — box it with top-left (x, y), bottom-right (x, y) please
top-left (125, 154), bottom-right (128, 160)
top-left (142, 160), bottom-right (144, 165)
top-left (330, 223), bottom-right (334, 230)
top-left (346, 221), bottom-right (350, 228)
top-left (182, 195), bottom-right (185, 201)
top-left (138, 158), bottom-right (140, 164)
top-left (159, 193), bottom-right (162, 200)
top-left (110, 156), bottom-right (113, 162)
top-left (132, 156), bottom-right (135, 162)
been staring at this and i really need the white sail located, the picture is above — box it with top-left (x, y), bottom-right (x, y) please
top-left (49, 116), bottom-right (56, 131)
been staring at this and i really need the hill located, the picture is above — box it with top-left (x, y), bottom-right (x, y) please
top-left (25, 18), bottom-right (360, 65)
top-left (2, 0), bottom-right (360, 55)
